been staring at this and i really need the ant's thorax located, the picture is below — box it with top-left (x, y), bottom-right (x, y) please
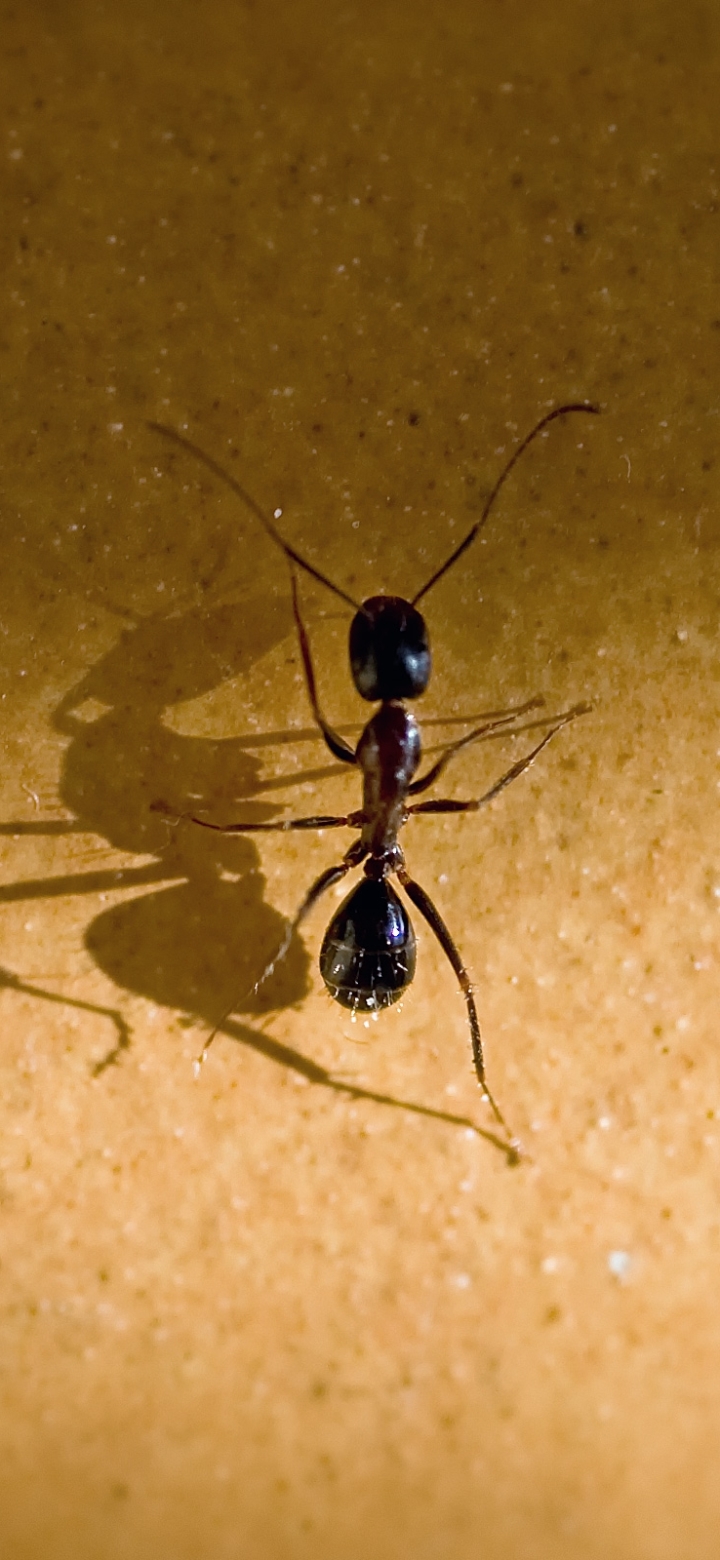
top-left (356, 700), bottom-right (421, 858)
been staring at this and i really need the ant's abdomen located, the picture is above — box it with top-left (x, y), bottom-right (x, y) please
top-left (319, 877), bottom-right (416, 1012)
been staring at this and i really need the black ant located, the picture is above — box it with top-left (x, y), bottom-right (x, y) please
top-left (150, 402), bottom-right (599, 1159)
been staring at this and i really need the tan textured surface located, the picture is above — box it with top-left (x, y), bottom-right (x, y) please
top-left (1, 2), bottom-right (719, 1556)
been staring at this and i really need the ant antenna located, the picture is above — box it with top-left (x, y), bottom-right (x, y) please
top-left (412, 401), bottom-right (600, 606)
top-left (148, 421), bottom-right (362, 613)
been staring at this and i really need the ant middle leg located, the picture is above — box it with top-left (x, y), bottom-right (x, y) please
top-left (151, 798), bottom-right (362, 834)
top-left (407, 702), bottom-right (590, 819)
top-left (408, 694), bottom-right (546, 797)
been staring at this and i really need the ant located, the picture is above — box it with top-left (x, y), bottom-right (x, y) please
top-left (150, 402), bottom-right (599, 1159)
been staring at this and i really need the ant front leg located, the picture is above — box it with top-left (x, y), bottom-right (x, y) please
top-left (395, 868), bottom-right (520, 1161)
top-left (289, 568), bottom-right (357, 766)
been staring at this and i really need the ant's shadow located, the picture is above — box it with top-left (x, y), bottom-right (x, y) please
top-left (56, 594), bottom-right (312, 1040)
top-left (2, 593), bottom-right (511, 1155)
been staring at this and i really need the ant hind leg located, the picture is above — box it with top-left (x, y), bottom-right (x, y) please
top-left (396, 866), bottom-right (521, 1163)
top-left (195, 837), bottom-right (368, 1071)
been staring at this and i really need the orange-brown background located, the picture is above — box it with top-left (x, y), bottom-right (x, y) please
top-left (1, 2), bottom-right (719, 1556)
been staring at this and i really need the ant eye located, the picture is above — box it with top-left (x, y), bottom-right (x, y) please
top-left (349, 596), bottom-right (431, 702)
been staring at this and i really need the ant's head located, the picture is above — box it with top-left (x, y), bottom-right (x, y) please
top-left (349, 596), bottom-right (431, 702)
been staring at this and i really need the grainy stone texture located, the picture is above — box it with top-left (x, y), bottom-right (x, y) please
top-left (1, 2), bottom-right (718, 1556)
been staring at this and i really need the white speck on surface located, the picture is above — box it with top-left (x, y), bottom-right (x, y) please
top-left (608, 1250), bottom-right (631, 1280)
top-left (598, 1115), bottom-right (612, 1130)
top-left (541, 1256), bottom-right (560, 1274)
top-left (451, 1273), bottom-right (471, 1289)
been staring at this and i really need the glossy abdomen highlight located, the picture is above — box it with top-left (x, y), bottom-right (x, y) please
top-left (319, 877), bottom-right (416, 1012)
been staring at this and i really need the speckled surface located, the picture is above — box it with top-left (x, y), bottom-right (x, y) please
top-left (1, 2), bottom-right (719, 1556)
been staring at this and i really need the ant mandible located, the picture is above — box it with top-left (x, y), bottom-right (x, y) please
top-left (150, 402), bottom-right (599, 1159)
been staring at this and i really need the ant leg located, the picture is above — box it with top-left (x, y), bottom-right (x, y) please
top-left (408, 703), bottom-right (590, 818)
top-left (151, 798), bottom-right (362, 833)
top-left (195, 837), bottom-right (368, 1071)
top-left (408, 695), bottom-right (545, 796)
top-left (290, 569), bottom-right (357, 766)
top-left (396, 867), bottom-right (520, 1160)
